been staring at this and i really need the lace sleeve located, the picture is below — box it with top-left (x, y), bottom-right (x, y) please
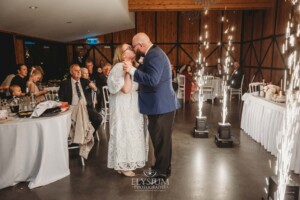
top-left (107, 63), bottom-right (125, 94)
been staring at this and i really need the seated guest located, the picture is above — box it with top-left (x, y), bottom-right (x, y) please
top-left (81, 67), bottom-right (98, 107)
top-left (85, 59), bottom-right (96, 81)
top-left (30, 65), bottom-right (45, 77)
top-left (9, 85), bottom-right (24, 99)
top-left (228, 61), bottom-right (244, 89)
top-left (58, 64), bottom-right (102, 130)
top-left (10, 64), bottom-right (28, 94)
top-left (214, 63), bottom-right (224, 78)
top-left (95, 63), bottom-right (111, 110)
top-left (27, 70), bottom-right (48, 102)
top-left (81, 68), bottom-right (90, 80)
top-left (96, 66), bottom-right (102, 74)
top-left (102, 63), bottom-right (112, 76)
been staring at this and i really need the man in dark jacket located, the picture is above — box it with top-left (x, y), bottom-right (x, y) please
top-left (228, 61), bottom-right (244, 89)
top-left (58, 64), bottom-right (102, 130)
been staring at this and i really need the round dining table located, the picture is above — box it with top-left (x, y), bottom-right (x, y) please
top-left (0, 109), bottom-right (72, 189)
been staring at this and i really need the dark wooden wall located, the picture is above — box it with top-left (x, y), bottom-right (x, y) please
top-left (0, 0), bottom-right (290, 89)
top-left (68, 10), bottom-right (242, 70)
top-left (67, 0), bottom-right (291, 89)
top-left (241, 0), bottom-right (291, 87)
top-left (0, 32), bottom-right (68, 82)
top-left (0, 32), bottom-right (17, 82)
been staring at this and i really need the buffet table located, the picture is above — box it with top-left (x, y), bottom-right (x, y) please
top-left (241, 93), bottom-right (300, 174)
top-left (0, 110), bottom-right (72, 189)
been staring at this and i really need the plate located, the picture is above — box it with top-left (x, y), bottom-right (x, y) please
top-left (17, 111), bottom-right (33, 118)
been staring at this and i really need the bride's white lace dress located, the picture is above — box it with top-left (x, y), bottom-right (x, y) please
top-left (107, 62), bottom-right (147, 170)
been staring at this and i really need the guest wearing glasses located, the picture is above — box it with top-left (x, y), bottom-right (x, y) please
top-left (58, 64), bottom-right (102, 130)
top-left (107, 43), bottom-right (147, 177)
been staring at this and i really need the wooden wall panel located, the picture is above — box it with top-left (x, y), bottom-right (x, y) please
top-left (66, 0), bottom-right (291, 90)
top-left (275, 0), bottom-right (291, 34)
top-left (94, 46), bottom-right (112, 66)
top-left (252, 11), bottom-right (264, 40)
top-left (157, 12), bottom-right (177, 43)
top-left (179, 12), bottom-right (200, 43)
top-left (201, 11), bottom-right (222, 44)
top-left (272, 43), bottom-right (285, 69)
top-left (271, 70), bottom-right (283, 85)
top-left (128, 0), bottom-right (274, 11)
top-left (159, 45), bottom-right (177, 65)
top-left (252, 41), bottom-right (261, 65)
top-left (179, 44), bottom-right (199, 65)
top-left (66, 45), bottom-right (73, 66)
top-left (222, 10), bottom-right (242, 42)
top-left (260, 39), bottom-right (272, 67)
top-left (206, 45), bottom-right (220, 66)
top-left (13, 37), bottom-right (24, 64)
top-left (113, 29), bottom-right (135, 44)
top-left (136, 12), bottom-right (155, 42)
top-left (263, 8), bottom-right (275, 37)
top-left (242, 11), bottom-right (254, 42)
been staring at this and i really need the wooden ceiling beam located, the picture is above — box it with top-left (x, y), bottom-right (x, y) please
top-left (128, 0), bottom-right (274, 11)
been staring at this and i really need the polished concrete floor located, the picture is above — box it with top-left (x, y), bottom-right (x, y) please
top-left (1, 99), bottom-right (299, 200)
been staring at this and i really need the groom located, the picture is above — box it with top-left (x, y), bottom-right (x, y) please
top-left (123, 32), bottom-right (180, 184)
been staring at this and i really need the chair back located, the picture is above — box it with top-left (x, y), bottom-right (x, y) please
top-left (249, 82), bottom-right (261, 93)
top-left (102, 86), bottom-right (110, 110)
top-left (177, 74), bottom-right (185, 89)
top-left (204, 75), bottom-right (214, 87)
top-left (240, 75), bottom-right (245, 90)
top-left (177, 74), bottom-right (185, 103)
top-left (101, 86), bottom-right (110, 129)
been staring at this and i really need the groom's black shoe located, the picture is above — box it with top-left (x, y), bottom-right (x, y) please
top-left (147, 167), bottom-right (171, 178)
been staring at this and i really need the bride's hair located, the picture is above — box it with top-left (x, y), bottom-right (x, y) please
top-left (112, 44), bottom-right (124, 65)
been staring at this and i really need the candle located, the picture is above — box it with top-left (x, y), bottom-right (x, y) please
top-left (280, 79), bottom-right (283, 91)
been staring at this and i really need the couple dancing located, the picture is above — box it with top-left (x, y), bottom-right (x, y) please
top-left (107, 32), bottom-right (180, 184)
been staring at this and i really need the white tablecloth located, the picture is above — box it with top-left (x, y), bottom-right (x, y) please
top-left (0, 110), bottom-right (72, 189)
top-left (195, 78), bottom-right (223, 101)
top-left (241, 93), bottom-right (300, 174)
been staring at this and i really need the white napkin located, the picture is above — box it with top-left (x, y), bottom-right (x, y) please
top-left (31, 101), bottom-right (61, 118)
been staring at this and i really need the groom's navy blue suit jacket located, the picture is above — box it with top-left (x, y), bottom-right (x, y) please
top-left (133, 45), bottom-right (180, 115)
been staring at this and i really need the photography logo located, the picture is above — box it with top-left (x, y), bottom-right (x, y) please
top-left (131, 169), bottom-right (169, 191)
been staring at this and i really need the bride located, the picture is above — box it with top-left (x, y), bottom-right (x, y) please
top-left (107, 43), bottom-right (148, 177)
